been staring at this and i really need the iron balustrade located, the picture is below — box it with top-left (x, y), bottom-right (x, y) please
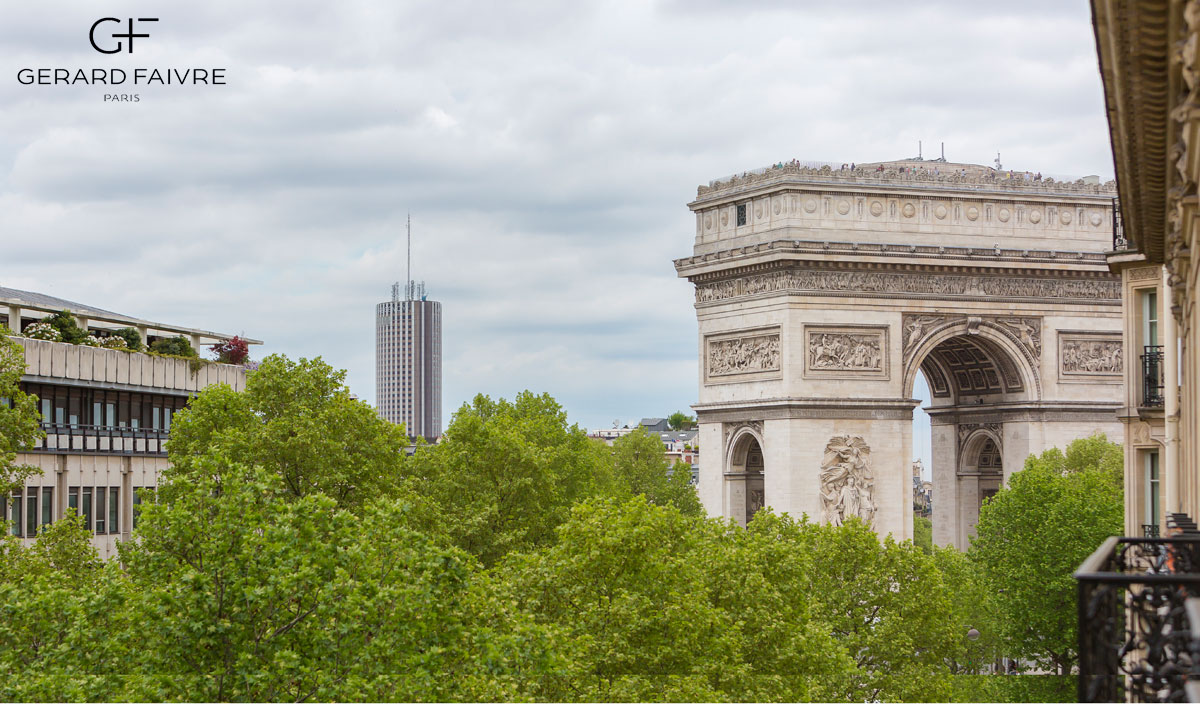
top-left (1145, 524), bottom-right (1163, 538)
top-left (1113, 198), bottom-right (1130, 250)
top-left (26, 422), bottom-right (168, 456)
top-left (1143, 345), bottom-right (1165, 408)
top-left (1076, 536), bottom-right (1200, 702)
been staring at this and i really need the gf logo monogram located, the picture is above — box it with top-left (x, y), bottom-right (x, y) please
top-left (89, 17), bottom-right (159, 54)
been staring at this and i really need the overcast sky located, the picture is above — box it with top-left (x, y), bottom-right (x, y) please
top-left (2, 1), bottom-right (1113, 470)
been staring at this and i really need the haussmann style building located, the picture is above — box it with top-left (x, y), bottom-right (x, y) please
top-left (1077, 0), bottom-right (1200, 699)
top-left (1, 286), bottom-right (258, 559)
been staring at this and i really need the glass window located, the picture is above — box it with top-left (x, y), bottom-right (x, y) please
top-left (41, 398), bottom-right (51, 424)
top-left (109, 487), bottom-right (119, 535)
top-left (11, 492), bottom-right (22, 537)
top-left (1143, 289), bottom-right (1159, 347)
top-left (41, 487), bottom-right (52, 529)
top-left (81, 488), bottom-right (92, 532)
top-left (68, 486), bottom-right (78, 515)
top-left (26, 490), bottom-right (36, 538)
top-left (132, 488), bottom-right (141, 530)
top-left (93, 401), bottom-right (101, 427)
top-left (164, 408), bottom-right (172, 431)
top-left (736, 203), bottom-right (747, 226)
top-left (1146, 451), bottom-right (1161, 527)
top-left (105, 403), bottom-right (115, 428)
top-left (152, 406), bottom-right (160, 429)
top-left (95, 488), bottom-right (106, 534)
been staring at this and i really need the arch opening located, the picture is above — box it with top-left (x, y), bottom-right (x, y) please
top-left (726, 432), bottom-right (765, 526)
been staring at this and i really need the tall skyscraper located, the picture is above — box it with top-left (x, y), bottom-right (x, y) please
top-left (375, 217), bottom-right (442, 441)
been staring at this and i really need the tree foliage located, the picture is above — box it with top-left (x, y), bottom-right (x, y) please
top-left (970, 433), bottom-right (1123, 676)
top-left (605, 427), bottom-right (702, 516)
top-left (406, 392), bottom-right (611, 565)
top-left (0, 351), bottom-right (1128, 703)
top-left (666, 411), bottom-right (695, 430)
top-left (163, 354), bottom-right (410, 512)
top-left (0, 326), bottom-right (42, 495)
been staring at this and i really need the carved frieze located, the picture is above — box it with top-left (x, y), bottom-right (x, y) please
top-left (1127, 266), bottom-right (1161, 282)
top-left (804, 325), bottom-right (889, 379)
top-left (705, 329), bottom-right (781, 382)
top-left (695, 269), bottom-right (1120, 305)
top-left (1059, 333), bottom-right (1123, 379)
top-left (819, 435), bottom-right (876, 527)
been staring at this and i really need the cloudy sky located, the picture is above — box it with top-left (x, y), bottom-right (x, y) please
top-left (2, 1), bottom-right (1114, 468)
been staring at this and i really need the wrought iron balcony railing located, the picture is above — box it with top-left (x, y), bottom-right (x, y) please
top-left (1076, 536), bottom-right (1200, 702)
top-left (1144, 523), bottom-right (1162, 538)
top-left (1113, 198), bottom-right (1130, 250)
top-left (25, 423), bottom-right (168, 456)
top-left (1142, 345), bottom-right (1165, 408)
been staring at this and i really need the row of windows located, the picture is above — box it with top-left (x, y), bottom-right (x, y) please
top-left (22, 383), bottom-right (187, 431)
top-left (2, 486), bottom-right (156, 537)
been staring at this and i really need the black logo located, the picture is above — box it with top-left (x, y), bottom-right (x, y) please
top-left (89, 17), bottom-right (158, 54)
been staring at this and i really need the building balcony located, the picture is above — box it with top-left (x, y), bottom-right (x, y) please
top-left (24, 423), bottom-right (168, 456)
top-left (1112, 197), bottom-right (1130, 251)
top-left (1075, 535), bottom-right (1200, 702)
top-left (1142, 345), bottom-right (1165, 408)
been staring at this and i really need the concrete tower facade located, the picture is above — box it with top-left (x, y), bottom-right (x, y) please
top-left (376, 282), bottom-right (442, 442)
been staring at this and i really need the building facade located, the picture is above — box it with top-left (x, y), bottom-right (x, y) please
top-left (375, 283), bottom-right (442, 442)
top-left (1, 287), bottom-right (255, 558)
top-left (1075, 2), bottom-right (1200, 699)
top-left (675, 160), bottom-right (1124, 545)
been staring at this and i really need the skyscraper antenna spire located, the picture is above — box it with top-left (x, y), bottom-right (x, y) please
top-left (406, 213), bottom-right (412, 301)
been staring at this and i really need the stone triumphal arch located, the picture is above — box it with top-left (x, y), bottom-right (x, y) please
top-left (675, 160), bottom-right (1124, 547)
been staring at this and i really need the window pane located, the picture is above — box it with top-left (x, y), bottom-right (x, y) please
top-left (68, 486), bottom-right (78, 513)
top-left (11, 493), bottom-right (22, 537)
top-left (26, 493), bottom-right (36, 537)
top-left (132, 488), bottom-right (141, 530)
top-left (106, 403), bottom-right (115, 428)
top-left (152, 406), bottom-right (160, 429)
top-left (95, 488), bottom-right (106, 534)
top-left (109, 488), bottom-right (119, 534)
top-left (41, 488), bottom-right (52, 528)
top-left (82, 488), bottom-right (92, 532)
top-left (41, 398), bottom-right (51, 423)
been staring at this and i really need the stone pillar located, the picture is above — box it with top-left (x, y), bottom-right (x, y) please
top-left (696, 421), bottom-right (723, 519)
top-left (6, 305), bottom-right (21, 333)
top-left (931, 423), bottom-right (958, 547)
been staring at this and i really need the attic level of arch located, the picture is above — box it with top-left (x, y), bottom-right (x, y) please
top-left (690, 188), bottom-right (1117, 239)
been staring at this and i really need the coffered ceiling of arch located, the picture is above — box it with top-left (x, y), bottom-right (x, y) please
top-left (918, 336), bottom-right (1024, 399)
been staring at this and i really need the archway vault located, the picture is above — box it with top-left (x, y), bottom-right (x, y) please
top-left (903, 316), bottom-right (1043, 403)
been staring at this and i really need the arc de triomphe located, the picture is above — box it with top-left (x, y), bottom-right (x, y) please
top-left (674, 160), bottom-right (1124, 548)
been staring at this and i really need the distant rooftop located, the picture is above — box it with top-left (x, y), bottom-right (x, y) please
top-left (0, 286), bottom-right (261, 345)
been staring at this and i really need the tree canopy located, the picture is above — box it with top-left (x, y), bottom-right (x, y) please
top-left (0, 325), bottom-right (41, 495)
top-left (969, 434), bottom-right (1123, 676)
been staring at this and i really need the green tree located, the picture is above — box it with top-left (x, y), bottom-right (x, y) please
top-left (163, 354), bottom-right (411, 512)
top-left (120, 457), bottom-right (554, 702)
top-left (969, 434), bottom-right (1123, 676)
top-left (804, 518), bottom-right (963, 702)
top-left (606, 427), bottom-right (702, 516)
top-left (0, 511), bottom-right (131, 701)
top-left (409, 392), bottom-right (609, 565)
top-left (666, 411), bottom-right (695, 431)
top-left (913, 514), bottom-right (933, 554)
top-left (496, 496), bottom-right (740, 701)
top-left (0, 325), bottom-right (42, 495)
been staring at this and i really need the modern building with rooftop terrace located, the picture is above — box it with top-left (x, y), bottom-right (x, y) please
top-left (1, 287), bottom-right (260, 558)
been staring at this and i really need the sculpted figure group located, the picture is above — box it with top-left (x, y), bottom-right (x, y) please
top-left (819, 435), bottom-right (877, 527)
